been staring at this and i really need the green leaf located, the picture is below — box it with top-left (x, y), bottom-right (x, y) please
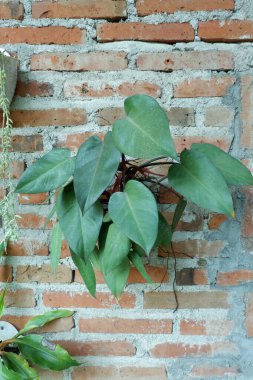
top-left (43, 203), bottom-right (57, 229)
top-left (0, 241), bottom-right (5, 257)
top-left (155, 212), bottom-right (172, 248)
top-left (172, 199), bottom-right (187, 232)
top-left (16, 149), bottom-right (75, 194)
top-left (102, 223), bottom-right (130, 274)
top-left (14, 334), bottom-right (79, 371)
top-left (71, 251), bottom-right (96, 297)
top-left (3, 353), bottom-right (39, 379)
top-left (90, 247), bottom-right (102, 271)
top-left (74, 132), bottom-right (120, 212)
top-left (56, 184), bottom-right (103, 261)
top-left (168, 149), bottom-right (234, 217)
top-left (129, 251), bottom-right (152, 283)
top-left (103, 258), bottom-right (130, 299)
top-left (50, 222), bottom-right (62, 273)
top-left (191, 143), bottom-right (253, 186)
top-left (0, 287), bottom-right (6, 318)
top-left (18, 310), bottom-right (73, 336)
top-left (112, 94), bottom-right (177, 159)
top-left (108, 180), bottom-right (158, 253)
top-left (0, 362), bottom-right (22, 380)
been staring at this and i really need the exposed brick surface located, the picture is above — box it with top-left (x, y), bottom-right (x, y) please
top-left (0, 1), bottom-right (24, 19)
top-left (174, 77), bottom-right (236, 98)
top-left (199, 20), bottom-right (253, 42)
top-left (72, 366), bottom-right (168, 379)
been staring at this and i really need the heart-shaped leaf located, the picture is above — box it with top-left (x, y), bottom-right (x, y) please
top-left (74, 132), bottom-right (120, 212)
top-left (16, 149), bottom-right (75, 193)
top-left (102, 223), bottom-right (130, 274)
top-left (14, 335), bottom-right (79, 371)
top-left (71, 251), bottom-right (96, 297)
top-left (56, 184), bottom-right (103, 261)
top-left (168, 149), bottom-right (234, 217)
top-left (103, 258), bottom-right (130, 299)
top-left (191, 143), bottom-right (253, 185)
top-left (108, 180), bottom-right (158, 253)
top-left (50, 222), bottom-right (62, 273)
top-left (112, 94), bottom-right (177, 159)
top-left (155, 212), bottom-right (172, 248)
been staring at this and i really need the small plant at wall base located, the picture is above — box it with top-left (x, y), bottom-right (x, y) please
top-left (15, 95), bottom-right (253, 299)
top-left (0, 290), bottom-right (79, 378)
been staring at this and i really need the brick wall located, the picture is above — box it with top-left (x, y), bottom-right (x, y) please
top-left (0, 0), bottom-right (253, 378)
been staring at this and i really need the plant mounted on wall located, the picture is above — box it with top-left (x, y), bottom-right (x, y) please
top-left (0, 290), bottom-right (78, 378)
top-left (0, 52), bottom-right (19, 255)
top-left (15, 95), bottom-right (253, 299)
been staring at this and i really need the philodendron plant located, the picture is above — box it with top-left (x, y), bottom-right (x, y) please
top-left (0, 290), bottom-right (78, 378)
top-left (15, 95), bottom-right (253, 298)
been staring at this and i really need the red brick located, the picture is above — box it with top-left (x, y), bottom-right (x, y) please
top-left (97, 22), bottom-right (194, 43)
top-left (16, 265), bottom-right (72, 284)
top-left (3, 315), bottom-right (73, 333)
top-left (0, 266), bottom-right (12, 282)
top-left (0, 27), bottom-right (85, 45)
top-left (31, 52), bottom-right (128, 71)
top-left (97, 107), bottom-right (124, 126)
top-left (36, 369), bottom-right (63, 380)
top-left (32, 0), bottom-right (127, 19)
top-left (64, 80), bottom-right (161, 98)
top-left (137, 51), bottom-right (234, 71)
top-left (7, 240), bottom-right (49, 256)
top-left (158, 240), bottom-right (226, 258)
top-left (17, 213), bottom-right (53, 230)
top-left (176, 268), bottom-right (208, 285)
top-left (15, 80), bottom-right (54, 97)
top-left (150, 341), bottom-right (237, 358)
top-left (10, 135), bottom-right (43, 152)
top-left (174, 77), bottom-right (235, 98)
top-left (217, 270), bottom-right (253, 286)
top-left (8, 109), bottom-right (86, 128)
top-left (55, 132), bottom-right (104, 150)
top-left (5, 289), bottom-right (35, 308)
top-left (180, 320), bottom-right (234, 336)
top-left (0, 160), bottom-right (25, 179)
top-left (0, 1), bottom-right (24, 20)
top-left (190, 365), bottom-right (239, 378)
top-left (174, 135), bottom-right (233, 152)
top-left (208, 214), bottom-right (227, 229)
top-left (163, 211), bottom-right (203, 232)
top-left (137, 0), bottom-right (234, 15)
top-left (204, 106), bottom-right (234, 127)
top-left (245, 292), bottom-right (253, 336)
top-left (18, 193), bottom-right (49, 205)
top-left (55, 340), bottom-right (136, 357)
top-left (144, 291), bottom-right (228, 309)
top-left (199, 20), bottom-right (253, 42)
top-left (43, 291), bottom-right (136, 309)
top-left (79, 317), bottom-right (172, 334)
top-left (72, 366), bottom-right (167, 380)
top-left (241, 76), bottom-right (253, 149)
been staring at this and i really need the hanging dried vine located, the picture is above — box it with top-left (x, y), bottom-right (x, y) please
top-left (0, 54), bottom-right (19, 253)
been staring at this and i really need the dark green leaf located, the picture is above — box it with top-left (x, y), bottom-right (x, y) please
top-left (168, 149), bottom-right (234, 217)
top-left (102, 223), bottom-right (130, 274)
top-left (0, 287), bottom-right (6, 318)
top-left (129, 251), bottom-right (152, 283)
top-left (0, 362), bottom-right (22, 380)
top-left (74, 132), bottom-right (120, 212)
top-left (18, 310), bottom-right (73, 336)
top-left (3, 353), bottom-right (39, 379)
top-left (50, 222), bottom-right (62, 273)
top-left (16, 149), bottom-right (75, 194)
top-left (103, 258), bottom-right (130, 299)
top-left (14, 334), bottom-right (79, 371)
top-left (112, 94), bottom-right (177, 159)
top-left (90, 247), bottom-right (102, 271)
top-left (172, 199), bottom-right (187, 232)
top-left (155, 212), bottom-right (172, 248)
top-left (108, 180), bottom-right (158, 253)
top-left (71, 251), bottom-right (96, 297)
top-left (56, 184), bottom-right (103, 261)
top-left (191, 143), bottom-right (253, 186)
